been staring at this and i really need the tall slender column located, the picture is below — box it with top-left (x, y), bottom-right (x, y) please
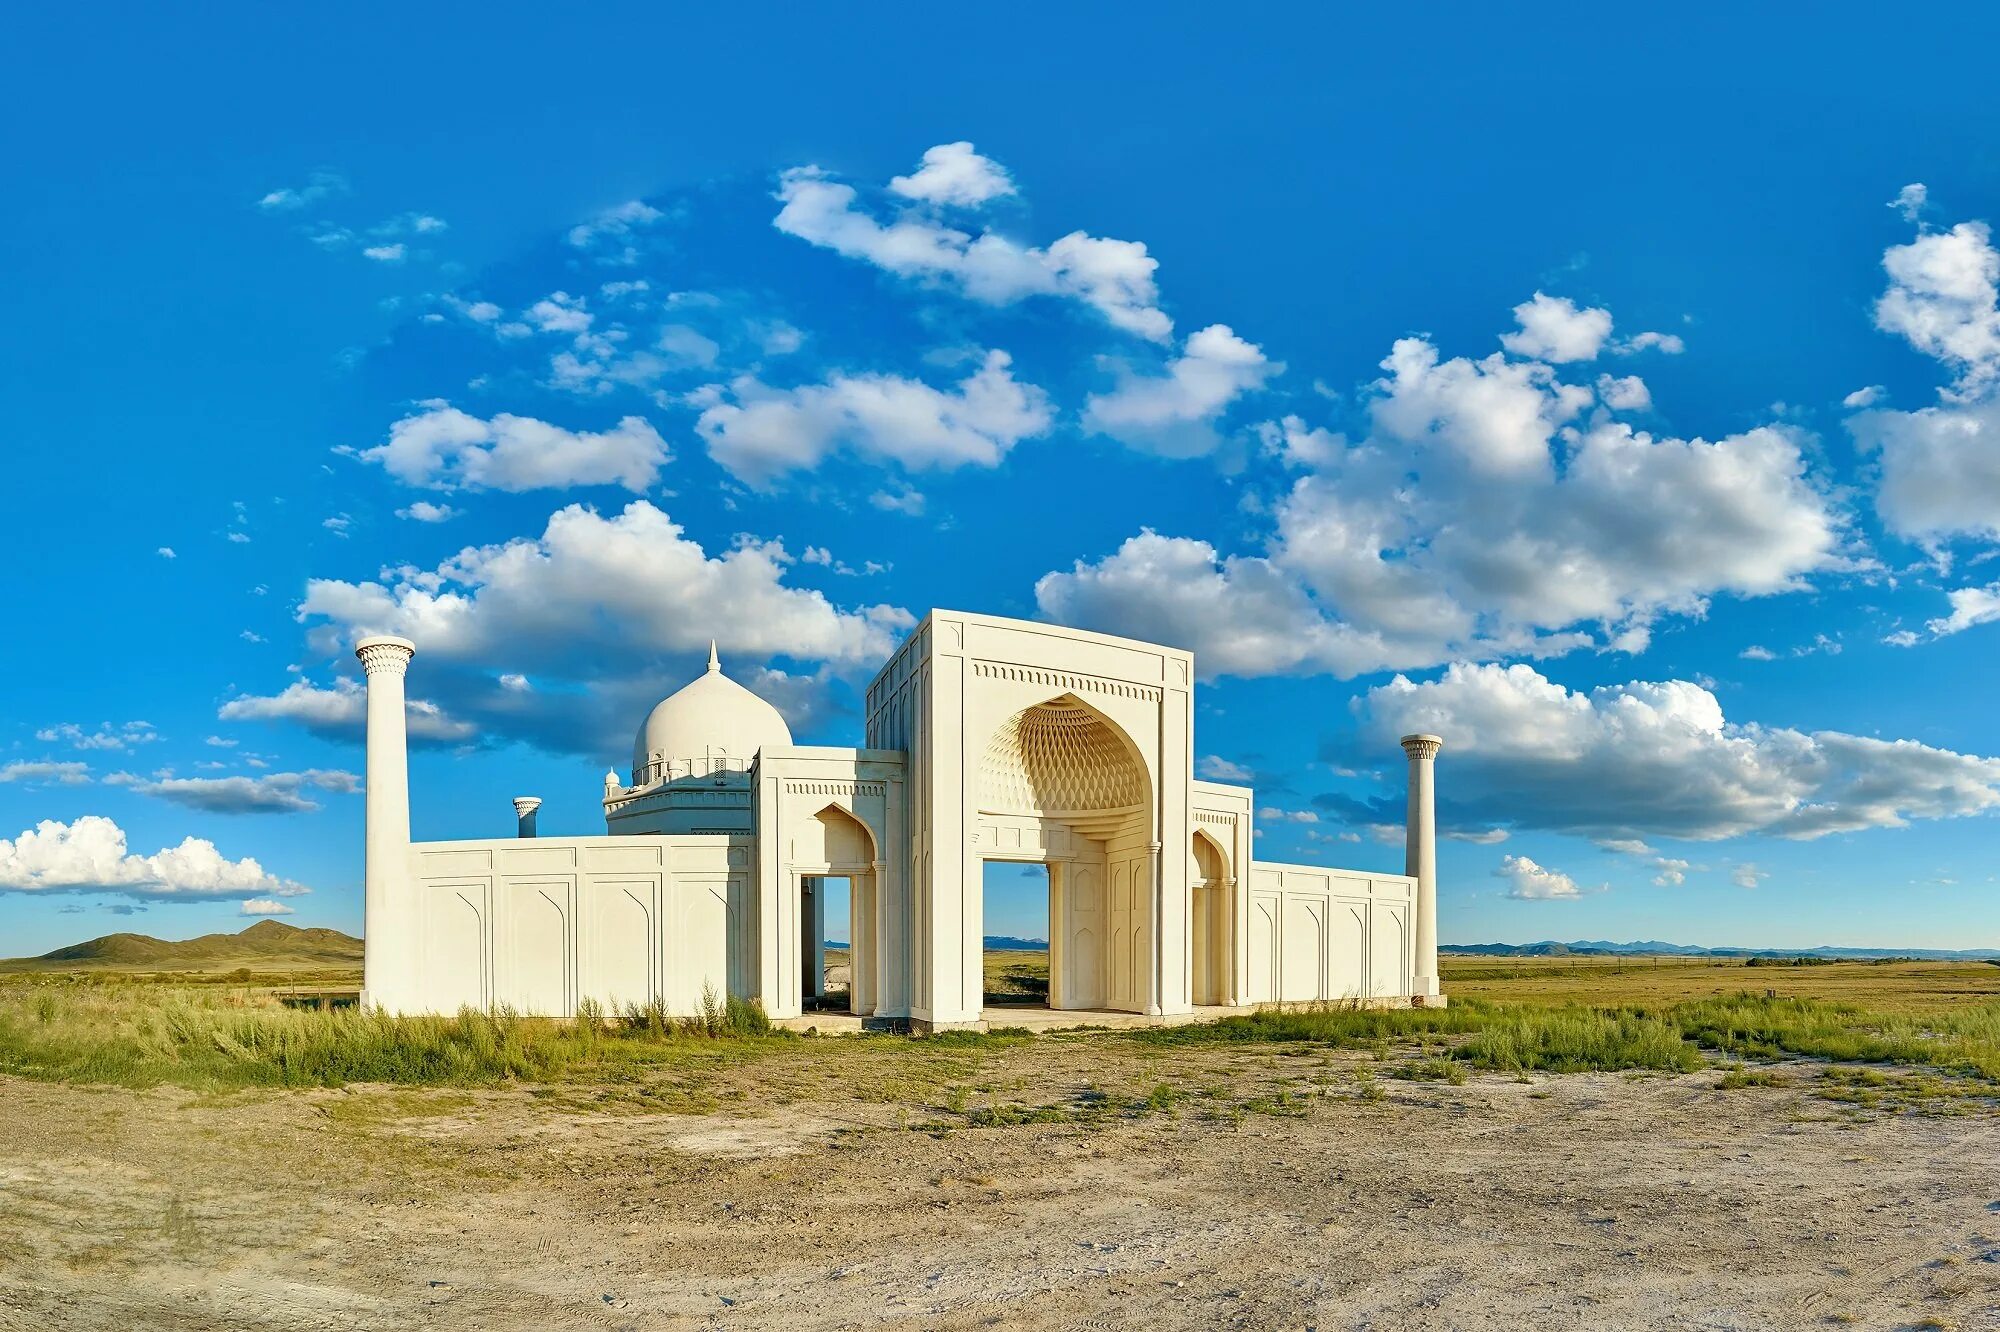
top-left (1400, 733), bottom-right (1444, 1002)
top-left (512, 796), bottom-right (541, 838)
top-left (356, 635), bottom-right (416, 1011)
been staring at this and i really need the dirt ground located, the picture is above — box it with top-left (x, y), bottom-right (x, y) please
top-left (3, 1047), bottom-right (1999, 1331)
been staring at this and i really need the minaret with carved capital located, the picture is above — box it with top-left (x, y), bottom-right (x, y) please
top-left (356, 635), bottom-right (416, 1010)
top-left (1401, 733), bottom-right (1444, 1003)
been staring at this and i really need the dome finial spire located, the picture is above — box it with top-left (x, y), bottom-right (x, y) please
top-left (707, 639), bottom-right (720, 674)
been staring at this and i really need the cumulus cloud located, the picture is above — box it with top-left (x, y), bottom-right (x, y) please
top-left (0, 816), bottom-right (308, 900)
top-left (362, 243), bottom-right (405, 263)
top-left (1731, 864), bottom-right (1767, 889)
top-left (889, 142), bottom-right (1016, 207)
top-left (1495, 854), bottom-right (1586, 900)
top-left (396, 501), bottom-right (460, 523)
top-left (1925, 581), bottom-right (2000, 637)
top-left (1850, 204), bottom-right (2000, 626)
top-left (231, 501), bottom-right (913, 760)
top-left (693, 350), bottom-right (1051, 487)
top-left (219, 678), bottom-right (475, 745)
top-left (1082, 325), bottom-right (1280, 457)
top-left (239, 898), bottom-right (295, 916)
top-left (105, 769), bottom-right (362, 815)
top-left (1873, 220), bottom-right (2000, 394)
top-left (1501, 292), bottom-right (1614, 363)
top-left (1890, 183), bottom-right (1929, 223)
top-left (1354, 662), bottom-right (2000, 842)
top-left (355, 405), bottom-right (670, 494)
top-left (1041, 312), bottom-right (1843, 679)
top-left (774, 148), bottom-right (1172, 341)
top-left (0, 761), bottom-right (91, 786)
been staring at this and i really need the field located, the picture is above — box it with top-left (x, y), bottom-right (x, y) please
top-left (3, 954), bottom-right (1999, 1329)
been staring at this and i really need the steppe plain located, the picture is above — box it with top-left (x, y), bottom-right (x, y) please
top-left (3, 950), bottom-right (1999, 1331)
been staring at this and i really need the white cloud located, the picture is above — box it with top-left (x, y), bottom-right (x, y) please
top-left (1731, 864), bottom-right (1766, 890)
top-left (1925, 581), bottom-right (2000, 638)
top-left (888, 142), bottom-right (1016, 207)
top-left (1890, 182), bottom-right (1929, 224)
top-left (1083, 325), bottom-right (1280, 457)
top-left (1196, 754), bottom-right (1255, 783)
top-left (774, 150), bottom-right (1171, 341)
top-left (36, 722), bottom-right (159, 752)
top-left (1651, 857), bottom-right (1691, 887)
top-left (236, 501), bottom-right (913, 760)
top-left (157, 546), bottom-right (176, 559)
top-left (1843, 385), bottom-right (1885, 409)
top-left (498, 673), bottom-right (531, 692)
top-left (1258, 807), bottom-right (1319, 824)
top-left (1357, 661), bottom-right (2000, 842)
top-left (362, 243), bottom-right (406, 263)
top-left (1740, 645), bottom-right (1778, 661)
top-left (694, 350), bottom-right (1051, 487)
top-left (396, 501), bottom-right (460, 523)
top-left (1595, 373), bottom-right (1652, 412)
top-left (0, 761), bottom-right (91, 786)
top-left (239, 898), bottom-right (295, 916)
top-left (1615, 331), bottom-right (1685, 356)
top-left (356, 405), bottom-right (669, 493)
top-left (295, 500), bottom-right (910, 672)
top-left (322, 514), bottom-right (352, 536)
top-left (0, 816), bottom-right (308, 900)
top-left (1042, 315), bottom-right (1843, 679)
top-left (1496, 855), bottom-right (1586, 900)
top-left (1853, 397), bottom-right (2000, 544)
top-left (870, 485), bottom-right (926, 516)
top-left (256, 171), bottom-right (346, 212)
top-left (219, 677), bottom-right (475, 745)
top-left (1874, 220), bottom-right (2000, 396)
top-left (567, 200), bottom-right (663, 251)
top-left (106, 769), bottom-right (362, 815)
top-left (1501, 292), bottom-right (1613, 363)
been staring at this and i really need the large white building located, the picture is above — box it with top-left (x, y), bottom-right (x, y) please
top-left (356, 610), bottom-right (1445, 1031)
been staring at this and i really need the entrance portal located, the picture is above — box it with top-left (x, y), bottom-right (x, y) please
top-left (976, 694), bottom-right (1154, 1013)
top-left (980, 861), bottom-right (1051, 1007)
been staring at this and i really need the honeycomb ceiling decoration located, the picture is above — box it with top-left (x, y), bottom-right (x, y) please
top-left (979, 697), bottom-right (1147, 814)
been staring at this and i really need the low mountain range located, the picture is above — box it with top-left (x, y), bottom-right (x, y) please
top-left (0, 920), bottom-right (363, 973)
top-left (1441, 940), bottom-right (2000, 960)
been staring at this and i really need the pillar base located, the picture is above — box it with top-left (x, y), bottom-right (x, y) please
top-left (910, 1016), bottom-right (988, 1035)
top-left (1411, 993), bottom-right (1450, 1009)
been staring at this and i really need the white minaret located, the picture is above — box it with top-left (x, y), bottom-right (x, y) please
top-left (1401, 733), bottom-right (1444, 1003)
top-left (356, 634), bottom-right (416, 1011)
top-left (512, 796), bottom-right (542, 838)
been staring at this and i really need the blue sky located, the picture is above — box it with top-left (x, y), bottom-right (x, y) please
top-left (7, 4), bottom-right (2000, 954)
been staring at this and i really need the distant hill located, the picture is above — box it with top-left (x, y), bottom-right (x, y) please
top-left (825, 935), bottom-right (1049, 951)
top-left (1441, 939), bottom-right (2000, 961)
top-left (1, 920), bottom-right (363, 974)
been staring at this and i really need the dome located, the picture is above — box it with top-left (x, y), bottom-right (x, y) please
top-left (630, 643), bottom-right (793, 785)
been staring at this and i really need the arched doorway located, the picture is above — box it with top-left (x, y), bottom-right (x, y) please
top-left (795, 803), bottom-right (879, 1016)
top-left (977, 694), bottom-right (1153, 1013)
top-left (1191, 829), bottom-right (1233, 1007)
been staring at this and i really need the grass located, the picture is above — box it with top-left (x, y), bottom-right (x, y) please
top-left (2, 955), bottom-right (1997, 1107)
top-left (0, 976), bottom-right (784, 1091)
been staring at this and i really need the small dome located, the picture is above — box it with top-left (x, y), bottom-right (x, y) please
top-left (631, 643), bottom-right (792, 785)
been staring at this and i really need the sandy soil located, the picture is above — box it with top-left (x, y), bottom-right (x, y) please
top-left (2, 1054), bottom-right (1998, 1331)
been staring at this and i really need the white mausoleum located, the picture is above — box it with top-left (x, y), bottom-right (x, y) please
top-left (357, 610), bottom-right (1446, 1030)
